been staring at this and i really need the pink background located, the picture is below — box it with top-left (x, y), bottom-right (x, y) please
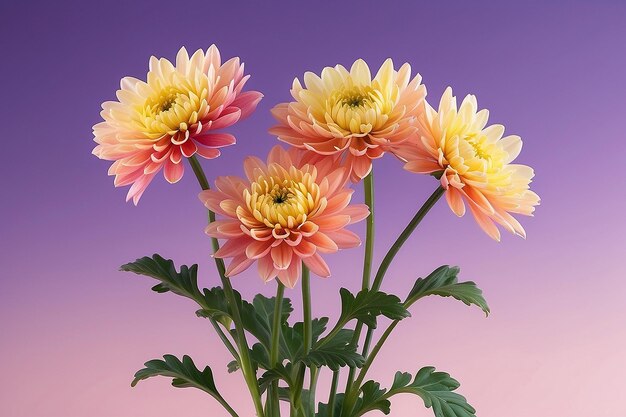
top-left (2, 1), bottom-right (625, 416)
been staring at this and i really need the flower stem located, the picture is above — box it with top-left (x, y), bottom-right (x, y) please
top-left (270, 282), bottom-right (286, 366)
top-left (292, 264), bottom-right (312, 416)
top-left (309, 367), bottom-right (319, 417)
top-left (302, 264), bottom-right (312, 354)
top-left (343, 171), bottom-right (375, 394)
top-left (341, 186), bottom-right (445, 417)
top-left (361, 171), bottom-right (375, 290)
top-left (303, 265), bottom-right (315, 417)
top-left (268, 282), bottom-right (285, 417)
top-left (370, 186), bottom-right (445, 292)
top-left (209, 317), bottom-right (240, 360)
top-left (327, 370), bottom-right (339, 417)
top-left (187, 155), bottom-right (265, 417)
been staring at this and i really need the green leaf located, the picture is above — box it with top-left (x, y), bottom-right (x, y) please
top-left (336, 380), bottom-right (391, 417)
top-left (388, 367), bottom-right (476, 417)
top-left (358, 381), bottom-right (392, 415)
top-left (120, 254), bottom-right (234, 326)
top-left (121, 254), bottom-right (203, 301)
top-left (240, 294), bottom-right (293, 350)
top-left (281, 318), bottom-right (329, 363)
top-left (226, 360), bottom-right (239, 373)
top-left (259, 365), bottom-right (296, 394)
top-left (195, 287), bottom-right (233, 327)
top-left (317, 393), bottom-right (345, 417)
top-left (339, 288), bottom-right (411, 329)
top-left (302, 329), bottom-right (365, 371)
top-left (406, 266), bottom-right (490, 316)
top-left (131, 354), bottom-right (223, 399)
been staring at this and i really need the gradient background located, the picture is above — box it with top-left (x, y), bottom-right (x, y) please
top-left (2, 1), bottom-right (625, 416)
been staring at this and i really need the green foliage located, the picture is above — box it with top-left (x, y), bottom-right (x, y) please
top-left (317, 393), bottom-right (345, 417)
top-left (121, 254), bottom-right (202, 300)
top-left (356, 381), bottom-right (392, 415)
top-left (349, 367), bottom-right (476, 417)
top-left (195, 287), bottom-right (233, 327)
top-left (131, 354), bottom-right (222, 398)
top-left (302, 329), bottom-right (364, 371)
top-left (406, 266), bottom-right (490, 316)
top-left (388, 367), bottom-right (476, 417)
top-left (240, 294), bottom-right (294, 350)
top-left (122, 256), bottom-right (482, 417)
top-left (120, 254), bottom-right (233, 326)
top-left (338, 288), bottom-right (411, 329)
top-left (280, 318), bottom-right (328, 363)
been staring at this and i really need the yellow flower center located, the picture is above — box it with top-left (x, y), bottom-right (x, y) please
top-left (466, 134), bottom-right (491, 161)
top-left (324, 86), bottom-right (391, 135)
top-left (447, 133), bottom-right (508, 175)
top-left (243, 166), bottom-right (321, 229)
top-left (135, 76), bottom-right (210, 139)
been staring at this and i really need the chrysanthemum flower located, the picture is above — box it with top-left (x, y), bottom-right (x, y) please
top-left (269, 59), bottom-right (426, 182)
top-left (199, 146), bottom-right (369, 288)
top-left (394, 87), bottom-right (540, 241)
top-left (92, 46), bottom-right (263, 204)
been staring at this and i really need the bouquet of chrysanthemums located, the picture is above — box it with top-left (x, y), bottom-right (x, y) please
top-left (92, 45), bottom-right (539, 417)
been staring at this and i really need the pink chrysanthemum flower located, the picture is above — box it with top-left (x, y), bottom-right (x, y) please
top-left (199, 146), bottom-right (369, 288)
top-left (394, 87), bottom-right (540, 241)
top-left (269, 59), bottom-right (426, 183)
top-left (92, 46), bottom-right (263, 204)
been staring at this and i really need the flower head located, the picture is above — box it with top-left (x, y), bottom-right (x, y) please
top-left (269, 59), bottom-right (426, 182)
top-left (199, 146), bottom-right (369, 288)
top-left (93, 46), bottom-right (263, 204)
top-left (394, 87), bottom-right (540, 241)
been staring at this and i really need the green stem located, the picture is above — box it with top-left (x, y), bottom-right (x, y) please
top-left (270, 282), bottom-right (285, 366)
top-left (292, 264), bottom-right (312, 416)
top-left (302, 264), bottom-right (312, 353)
top-left (344, 171), bottom-right (375, 394)
top-left (269, 283), bottom-right (285, 417)
top-left (209, 318), bottom-right (240, 360)
top-left (327, 370), bottom-right (339, 417)
top-left (215, 394), bottom-right (242, 417)
top-left (370, 186), bottom-right (445, 292)
top-left (360, 171), bottom-right (375, 290)
top-left (342, 186), bottom-right (445, 416)
top-left (353, 321), bottom-right (399, 391)
top-left (309, 367), bottom-right (319, 417)
top-left (188, 155), bottom-right (265, 417)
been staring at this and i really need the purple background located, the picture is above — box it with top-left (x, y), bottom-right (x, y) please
top-left (2, 1), bottom-right (625, 416)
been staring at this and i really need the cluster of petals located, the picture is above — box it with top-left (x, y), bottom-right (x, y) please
top-left (199, 146), bottom-right (369, 288)
top-left (269, 58), bottom-right (426, 182)
top-left (394, 87), bottom-right (540, 241)
top-left (92, 46), bottom-right (263, 204)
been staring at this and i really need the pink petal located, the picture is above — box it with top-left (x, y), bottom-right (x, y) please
top-left (163, 161), bottom-right (184, 184)
top-left (445, 188), bottom-right (466, 217)
top-left (215, 237), bottom-right (250, 258)
top-left (246, 239), bottom-right (274, 259)
top-left (180, 140), bottom-right (198, 158)
top-left (271, 244), bottom-right (293, 270)
top-left (341, 204), bottom-right (370, 224)
top-left (194, 133), bottom-right (237, 148)
top-left (258, 255), bottom-right (277, 283)
top-left (307, 232), bottom-right (339, 253)
top-left (325, 229), bottom-right (361, 249)
top-left (195, 146), bottom-right (221, 159)
top-left (209, 107), bottom-right (241, 130)
top-left (467, 202), bottom-right (501, 242)
top-left (302, 253), bottom-right (331, 278)
top-left (225, 254), bottom-right (255, 277)
top-left (277, 259), bottom-right (301, 288)
top-left (231, 91), bottom-right (263, 119)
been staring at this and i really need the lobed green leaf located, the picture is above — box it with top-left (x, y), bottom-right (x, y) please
top-left (406, 266), bottom-right (490, 316)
